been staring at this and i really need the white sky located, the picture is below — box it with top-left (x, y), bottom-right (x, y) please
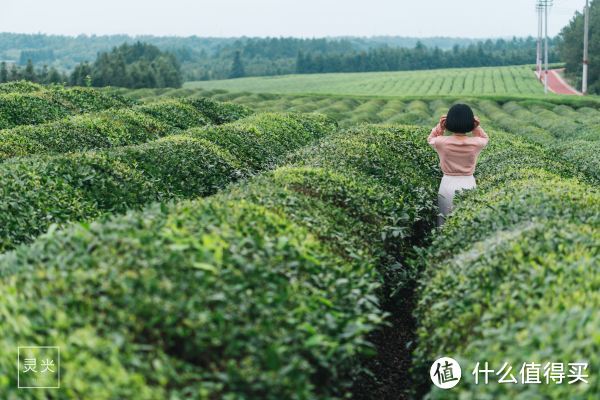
top-left (0, 0), bottom-right (588, 38)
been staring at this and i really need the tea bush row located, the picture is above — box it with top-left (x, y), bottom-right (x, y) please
top-left (414, 129), bottom-right (599, 399)
top-left (0, 112), bottom-right (335, 252)
top-left (0, 124), bottom-right (440, 399)
top-left (0, 98), bottom-right (252, 161)
top-left (0, 86), bottom-right (135, 129)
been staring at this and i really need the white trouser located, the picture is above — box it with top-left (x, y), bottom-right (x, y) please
top-left (437, 175), bottom-right (476, 226)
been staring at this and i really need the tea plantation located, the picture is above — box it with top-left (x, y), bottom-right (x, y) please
top-left (0, 79), bottom-right (597, 399)
top-left (184, 65), bottom-right (546, 96)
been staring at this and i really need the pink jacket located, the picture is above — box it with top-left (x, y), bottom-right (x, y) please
top-left (427, 123), bottom-right (489, 176)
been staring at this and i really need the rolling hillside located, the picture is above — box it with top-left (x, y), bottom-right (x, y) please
top-left (0, 69), bottom-right (598, 399)
top-left (185, 65), bottom-right (546, 96)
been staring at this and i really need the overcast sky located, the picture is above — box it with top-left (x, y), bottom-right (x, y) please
top-left (0, 0), bottom-right (587, 38)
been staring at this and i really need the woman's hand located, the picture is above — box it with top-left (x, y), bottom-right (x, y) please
top-left (473, 116), bottom-right (481, 129)
top-left (439, 115), bottom-right (447, 130)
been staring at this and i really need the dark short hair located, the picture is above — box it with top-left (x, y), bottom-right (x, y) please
top-left (446, 104), bottom-right (475, 133)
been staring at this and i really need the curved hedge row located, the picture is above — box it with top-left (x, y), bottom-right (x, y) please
top-left (551, 139), bottom-right (600, 183)
top-left (0, 109), bottom-right (171, 160)
top-left (0, 124), bottom-right (439, 399)
top-left (0, 86), bottom-right (134, 129)
top-left (477, 100), bottom-right (600, 185)
top-left (0, 98), bottom-right (251, 161)
top-left (0, 80), bottom-right (44, 94)
top-left (139, 98), bottom-right (253, 129)
top-left (181, 97), bottom-right (253, 125)
top-left (189, 112), bottom-right (336, 172)
top-left (0, 112), bottom-right (336, 252)
top-left (414, 129), bottom-right (599, 399)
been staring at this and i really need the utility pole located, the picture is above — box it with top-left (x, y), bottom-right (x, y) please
top-left (583, 0), bottom-right (590, 95)
top-left (536, 2), bottom-right (544, 78)
top-left (537, 0), bottom-right (553, 94)
top-left (545, 0), bottom-right (550, 94)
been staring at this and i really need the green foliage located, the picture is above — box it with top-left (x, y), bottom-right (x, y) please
top-left (0, 112), bottom-right (335, 251)
top-left (48, 86), bottom-right (136, 113)
top-left (0, 86), bottom-right (133, 129)
top-left (295, 38), bottom-right (560, 74)
top-left (0, 109), bottom-right (170, 160)
top-left (552, 139), bottom-right (600, 182)
top-left (136, 100), bottom-right (209, 129)
top-left (0, 61), bottom-right (69, 85)
top-left (0, 92), bottom-right (71, 129)
top-left (0, 69), bottom-right (597, 399)
top-left (477, 100), bottom-right (600, 184)
top-left (147, 89), bottom-right (600, 187)
top-left (229, 50), bottom-right (245, 79)
top-left (559, 0), bottom-right (600, 93)
top-left (187, 65), bottom-right (547, 96)
top-left (0, 97), bottom-right (254, 161)
top-left (414, 128), bottom-right (600, 399)
top-left (71, 41), bottom-right (183, 89)
top-left (0, 124), bottom-right (440, 399)
top-left (182, 97), bottom-right (253, 124)
top-left (0, 80), bottom-right (44, 93)
top-left (189, 113), bottom-right (336, 171)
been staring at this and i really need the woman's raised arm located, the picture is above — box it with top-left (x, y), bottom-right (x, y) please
top-left (472, 117), bottom-right (489, 147)
top-left (428, 115), bottom-right (446, 147)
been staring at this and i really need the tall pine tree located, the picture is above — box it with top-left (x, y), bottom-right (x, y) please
top-left (229, 51), bottom-right (245, 79)
top-left (0, 62), bottom-right (8, 83)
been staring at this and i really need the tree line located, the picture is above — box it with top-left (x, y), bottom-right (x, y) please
top-left (0, 60), bottom-right (67, 85)
top-left (1, 42), bottom-right (183, 88)
top-left (0, 34), bottom-right (482, 82)
top-left (295, 38), bottom-right (560, 74)
top-left (70, 42), bottom-right (183, 88)
top-left (174, 37), bottom-right (552, 81)
top-left (0, 35), bottom-right (572, 88)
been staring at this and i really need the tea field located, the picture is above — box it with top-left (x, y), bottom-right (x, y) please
top-left (184, 65), bottom-right (548, 96)
top-left (0, 78), bottom-right (598, 399)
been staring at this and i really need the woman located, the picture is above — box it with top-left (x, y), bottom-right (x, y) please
top-left (427, 104), bottom-right (489, 226)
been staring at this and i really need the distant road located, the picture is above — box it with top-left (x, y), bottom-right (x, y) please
top-left (538, 68), bottom-right (582, 95)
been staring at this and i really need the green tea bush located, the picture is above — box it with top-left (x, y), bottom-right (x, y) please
top-left (136, 99), bottom-right (209, 129)
top-left (289, 124), bottom-right (441, 296)
top-left (0, 87), bottom-right (133, 129)
top-left (0, 131), bottom-right (45, 160)
top-left (189, 113), bottom-right (336, 172)
top-left (414, 128), bottom-right (600, 399)
top-left (0, 112), bottom-right (335, 251)
top-left (0, 80), bottom-right (44, 94)
top-left (241, 124), bottom-right (440, 271)
top-left (0, 98), bottom-right (254, 162)
top-left (182, 97), bottom-right (253, 124)
top-left (112, 136), bottom-right (242, 198)
top-left (0, 197), bottom-right (376, 399)
top-left (551, 140), bottom-right (600, 183)
top-left (0, 109), bottom-right (170, 160)
top-left (0, 92), bottom-right (72, 128)
top-left (0, 123), bottom-right (440, 399)
top-left (48, 86), bottom-right (136, 113)
top-left (489, 100), bottom-right (600, 185)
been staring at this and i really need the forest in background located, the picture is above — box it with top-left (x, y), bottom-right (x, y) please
top-left (0, 33), bottom-right (559, 83)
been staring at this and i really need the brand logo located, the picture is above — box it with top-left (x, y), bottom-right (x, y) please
top-left (430, 356), bottom-right (461, 389)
